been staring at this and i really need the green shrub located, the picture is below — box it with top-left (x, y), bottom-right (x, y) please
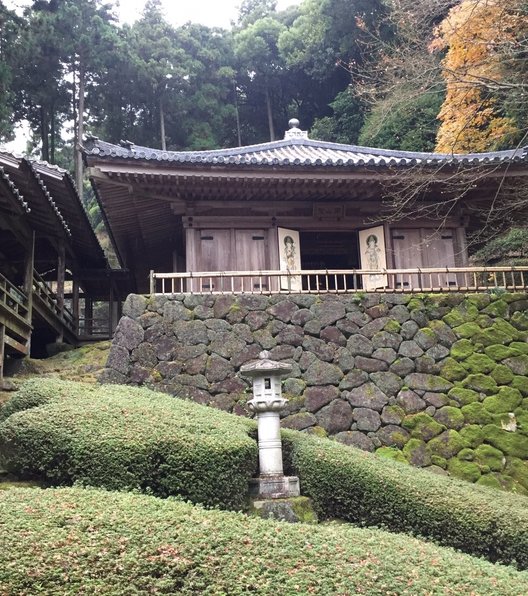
top-left (0, 378), bottom-right (82, 422)
top-left (1, 487), bottom-right (527, 595)
top-left (283, 430), bottom-right (528, 568)
top-left (0, 380), bottom-right (256, 510)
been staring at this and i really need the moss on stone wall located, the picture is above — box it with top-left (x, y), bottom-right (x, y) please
top-left (103, 291), bottom-right (528, 496)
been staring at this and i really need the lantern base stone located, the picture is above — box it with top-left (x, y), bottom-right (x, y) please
top-left (249, 496), bottom-right (318, 524)
top-left (249, 475), bottom-right (300, 499)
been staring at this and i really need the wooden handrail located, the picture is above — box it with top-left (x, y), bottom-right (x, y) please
top-left (32, 271), bottom-right (75, 331)
top-left (0, 272), bottom-right (30, 320)
top-left (149, 266), bottom-right (528, 295)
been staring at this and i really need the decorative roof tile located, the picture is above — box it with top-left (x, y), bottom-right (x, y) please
top-left (83, 136), bottom-right (528, 169)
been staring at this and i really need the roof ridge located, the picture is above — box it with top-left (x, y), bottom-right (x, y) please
top-left (83, 137), bottom-right (528, 168)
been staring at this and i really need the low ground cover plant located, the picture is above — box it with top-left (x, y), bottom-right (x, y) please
top-left (0, 380), bottom-right (256, 510)
top-left (1, 487), bottom-right (527, 595)
top-left (284, 431), bottom-right (528, 568)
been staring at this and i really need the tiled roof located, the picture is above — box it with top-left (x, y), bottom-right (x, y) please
top-left (0, 165), bottom-right (30, 213)
top-left (83, 136), bottom-right (528, 169)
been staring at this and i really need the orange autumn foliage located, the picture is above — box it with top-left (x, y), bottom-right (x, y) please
top-left (433, 0), bottom-right (524, 153)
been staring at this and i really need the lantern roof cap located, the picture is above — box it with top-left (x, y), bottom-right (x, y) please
top-left (240, 350), bottom-right (293, 377)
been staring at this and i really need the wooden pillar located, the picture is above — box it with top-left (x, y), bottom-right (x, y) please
top-left (56, 243), bottom-right (66, 316)
top-left (0, 324), bottom-right (5, 387)
top-left (23, 232), bottom-right (35, 339)
top-left (185, 226), bottom-right (198, 292)
top-left (72, 280), bottom-right (80, 335)
top-left (456, 227), bottom-right (469, 266)
top-left (85, 297), bottom-right (93, 335)
top-left (56, 243), bottom-right (66, 343)
top-left (108, 284), bottom-right (114, 336)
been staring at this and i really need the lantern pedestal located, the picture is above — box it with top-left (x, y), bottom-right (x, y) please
top-left (249, 475), bottom-right (300, 500)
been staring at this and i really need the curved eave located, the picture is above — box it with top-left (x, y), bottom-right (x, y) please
top-left (0, 166), bottom-right (30, 214)
top-left (31, 160), bottom-right (108, 268)
top-left (83, 137), bottom-right (528, 170)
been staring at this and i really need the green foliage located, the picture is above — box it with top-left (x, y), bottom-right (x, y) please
top-left (311, 89), bottom-right (364, 144)
top-left (284, 430), bottom-right (528, 568)
top-left (358, 92), bottom-right (443, 151)
top-left (0, 378), bottom-right (62, 422)
top-left (0, 380), bottom-right (256, 510)
top-left (1, 487), bottom-right (528, 594)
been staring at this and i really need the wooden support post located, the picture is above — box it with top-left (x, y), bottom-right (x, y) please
top-left (56, 243), bottom-right (66, 342)
top-left (108, 285), bottom-right (114, 336)
top-left (56, 243), bottom-right (66, 315)
top-left (85, 297), bottom-right (93, 336)
top-left (0, 324), bottom-right (5, 387)
top-left (72, 280), bottom-right (80, 335)
top-left (23, 232), bottom-right (35, 354)
top-left (455, 227), bottom-right (469, 266)
top-left (23, 232), bottom-right (35, 321)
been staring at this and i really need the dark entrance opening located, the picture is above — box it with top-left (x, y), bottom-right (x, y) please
top-left (300, 231), bottom-right (361, 290)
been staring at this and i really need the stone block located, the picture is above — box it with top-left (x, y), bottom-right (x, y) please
top-left (354, 356), bottom-right (388, 373)
top-left (353, 407), bottom-right (381, 432)
top-left (339, 369), bottom-right (368, 390)
top-left (334, 431), bottom-right (375, 452)
top-left (315, 399), bottom-right (353, 434)
top-left (347, 382), bottom-right (388, 411)
top-left (249, 496), bottom-right (317, 523)
top-left (304, 385), bottom-right (340, 412)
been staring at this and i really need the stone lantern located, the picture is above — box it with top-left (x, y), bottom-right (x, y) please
top-left (241, 351), bottom-right (300, 499)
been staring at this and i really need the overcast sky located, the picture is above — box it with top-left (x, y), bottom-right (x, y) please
top-left (6, 0), bottom-right (304, 29)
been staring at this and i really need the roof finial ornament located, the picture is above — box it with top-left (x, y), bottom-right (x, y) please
top-left (284, 118), bottom-right (308, 141)
top-left (288, 118), bottom-right (300, 129)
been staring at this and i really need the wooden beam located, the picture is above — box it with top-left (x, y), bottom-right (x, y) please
top-left (4, 332), bottom-right (29, 355)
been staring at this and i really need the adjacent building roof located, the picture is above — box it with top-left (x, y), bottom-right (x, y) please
top-left (0, 149), bottom-right (107, 270)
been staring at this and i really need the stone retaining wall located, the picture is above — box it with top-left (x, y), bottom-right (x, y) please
top-left (102, 291), bottom-right (528, 492)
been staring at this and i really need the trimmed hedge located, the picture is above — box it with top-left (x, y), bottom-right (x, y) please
top-left (0, 380), bottom-right (256, 510)
top-left (283, 430), bottom-right (528, 568)
top-left (3, 380), bottom-right (528, 568)
top-left (0, 378), bottom-right (68, 422)
top-left (1, 487), bottom-right (528, 595)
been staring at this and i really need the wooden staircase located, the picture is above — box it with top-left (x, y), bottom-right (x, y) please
top-left (0, 272), bottom-right (31, 386)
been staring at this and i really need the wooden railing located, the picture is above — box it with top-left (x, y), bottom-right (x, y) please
top-left (150, 267), bottom-right (528, 295)
top-left (0, 272), bottom-right (30, 322)
top-left (32, 270), bottom-right (76, 332)
top-left (78, 316), bottom-right (112, 338)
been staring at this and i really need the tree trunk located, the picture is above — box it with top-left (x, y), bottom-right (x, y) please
top-left (50, 102), bottom-right (55, 164)
top-left (160, 96), bottom-right (166, 151)
top-left (75, 60), bottom-right (85, 201)
top-left (234, 81), bottom-right (242, 146)
top-left (40, 105), bottom-right (50, 162)
top-left (265, 86), bottom-right (275, 142)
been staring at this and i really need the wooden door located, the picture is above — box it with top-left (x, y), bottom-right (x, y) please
top-left (198, 230), bottom-right (231, 291)
top-left (235, 230), bottom-right (268, 292)
top-left (391, 229), bottom-right (423, 289)
top-left (423, 230), bottom-right (457, 288)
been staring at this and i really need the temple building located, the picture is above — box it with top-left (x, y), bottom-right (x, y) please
top-left (84, 120), bottom-right (528, 294)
